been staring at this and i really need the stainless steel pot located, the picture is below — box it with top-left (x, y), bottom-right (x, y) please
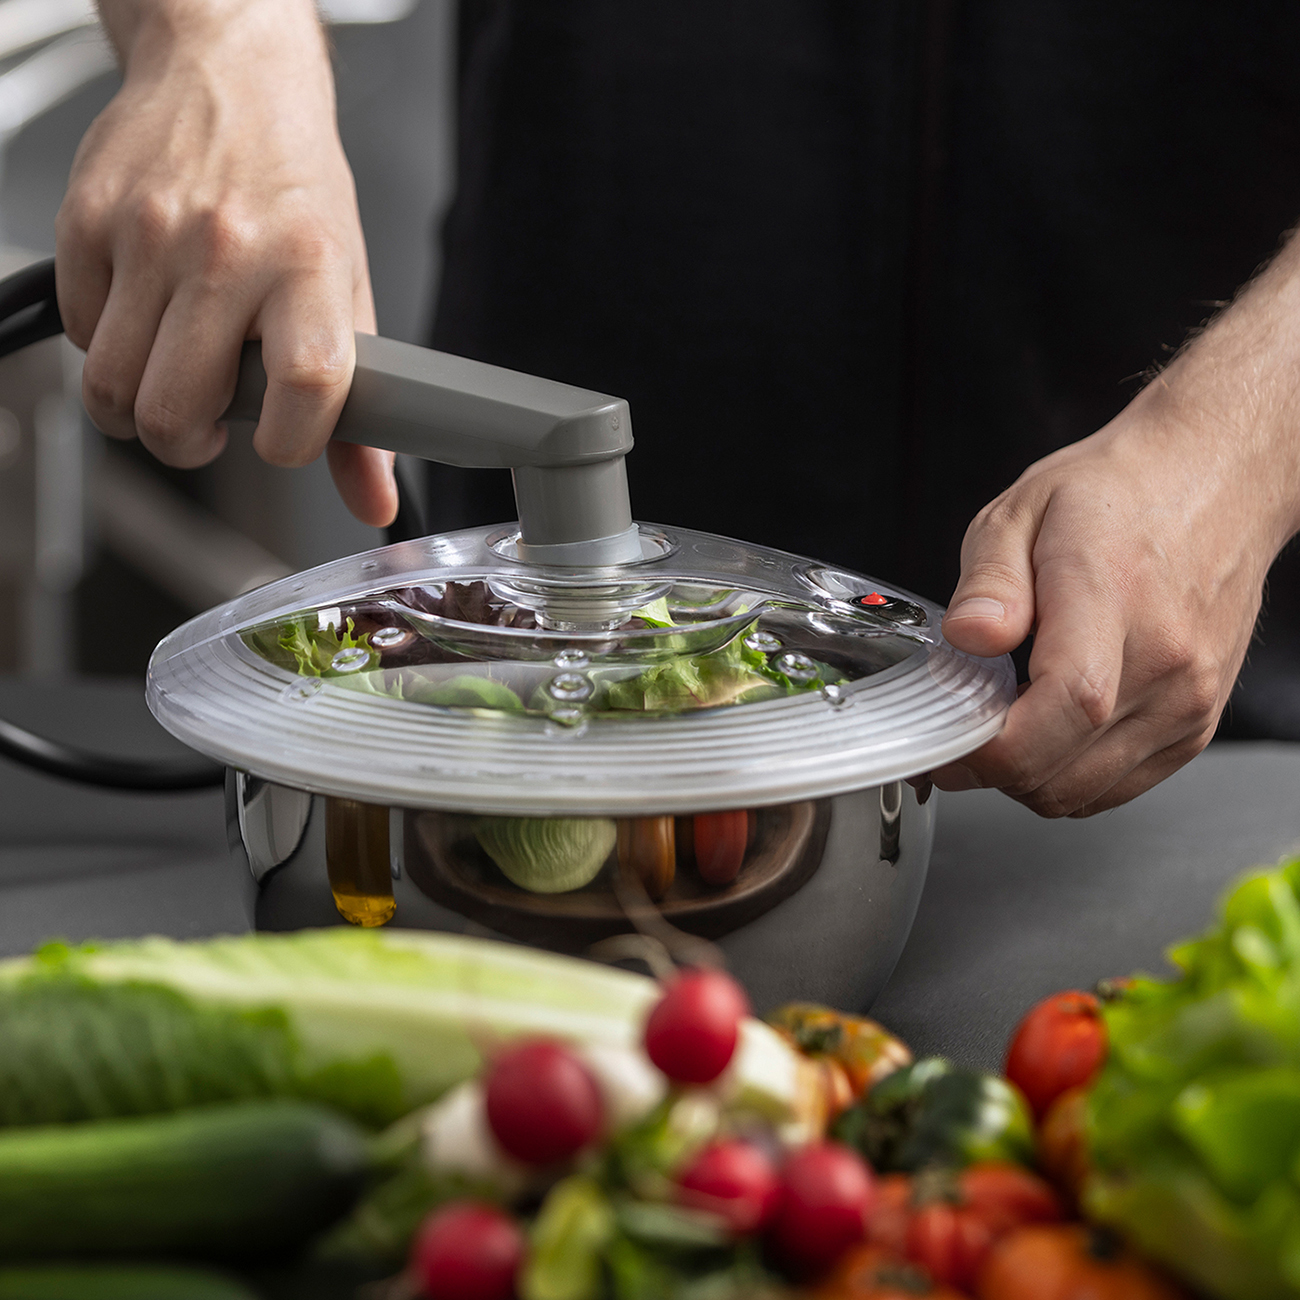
top-left (150, 522), bottom-right (1008, 1012)
top-left (228, 777), bottom-right (936, 1012)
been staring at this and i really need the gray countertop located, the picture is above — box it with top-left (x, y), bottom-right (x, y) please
top-left (3, 677), bottom-right (1299, 1074)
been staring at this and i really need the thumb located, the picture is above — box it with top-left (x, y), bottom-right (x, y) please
top-left (942, 499), bottom-right (1039, 657)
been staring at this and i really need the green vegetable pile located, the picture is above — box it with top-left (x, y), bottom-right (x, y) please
top-left (243, 610), bottom-right (837, 719)
top-left (1086, 856), bottom-right (1300, 1299)
top-left (0, 927), bottom-right (817, 1290)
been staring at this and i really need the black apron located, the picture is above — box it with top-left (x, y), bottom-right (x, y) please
top-left (429, 0), bottom-right (1300, 739)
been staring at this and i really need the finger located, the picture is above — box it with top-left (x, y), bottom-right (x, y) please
top-left (1065, 728), bottom-right (1214, 817)
top-left (77, 262), bottom-right (169, 441)
top-left (53, 215), bottom-right (112, 352)
top-left (328, 442), bottom-right (398, 528)
top-left (991, 710), bottom-right (1178, 817)
top-left (132, 283), bottom-right (252, 467)
top-left (251, 266), bottom-right (355, 469)
top-left (326, 275), bottom-right (395, 526)
top-left (954, 562), bottom-right (1130, 796)
top-left (942, 488), bottom-right (1045, 658)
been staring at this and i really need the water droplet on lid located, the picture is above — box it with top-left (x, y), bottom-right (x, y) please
top-left (744, 630), bottom-right (782, 654)
top-left (776, 652), bottom-right (818, 683)
top-left (282, 678), bottom-right (324, 704)
top-left (822, 683), bottom-right (850, 707)
top-left (371, 626), bottom-right (410, 649)
top-left (548, 672), bottom-right (593, 702)
top-left (553, 648), bottom-right (590, 670)
top-left (547, 706), bottom-right (586, 729)
top-left (331, 647), bottom-right (371, 673)
top-left (361, 561), bottom-right (378, 571)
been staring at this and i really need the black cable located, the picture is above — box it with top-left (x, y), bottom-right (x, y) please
top-left (0, 257), bottom-right (224, 791)
top-left (0, 718), bottom-right (224, 791)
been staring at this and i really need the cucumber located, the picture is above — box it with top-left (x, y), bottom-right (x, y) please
top-left (0, 1265), bottom-right (257, 1299)
top-left (0, 1100), bottom-right (369, 1261)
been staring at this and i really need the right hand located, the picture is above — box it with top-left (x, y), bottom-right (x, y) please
top-left (56, 0), bottom-right (396, 527)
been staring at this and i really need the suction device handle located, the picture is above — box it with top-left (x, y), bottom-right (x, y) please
top-left (0, 258), bottom-right (640, 567)
top-left (224, 337), bottom-right (640, 565)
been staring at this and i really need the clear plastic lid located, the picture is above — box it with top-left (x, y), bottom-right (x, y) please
top-left (147, 524), bottom-right (1015, 814)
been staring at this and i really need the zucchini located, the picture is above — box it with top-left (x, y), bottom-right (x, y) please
top-left (0, 1265), bottom-right (256, 1299)
top-left (0, 1099), bottom-right (369, 1261)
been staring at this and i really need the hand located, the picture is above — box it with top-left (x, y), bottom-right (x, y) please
top-left (56, 0), bottom-right (396, 526)
top-left (931, 234), bottom-right (1300, 816)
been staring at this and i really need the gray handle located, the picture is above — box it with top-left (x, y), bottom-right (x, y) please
top-left (224, 336), bottom-right (640, 566)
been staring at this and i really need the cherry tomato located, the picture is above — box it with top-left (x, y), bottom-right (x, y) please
top-left (1004, 991), bottom-right (1106, 1119)
top-left (813, 1243), bottom-right (966, 1299)
top-left (1037, 1086), bottom-right (1090, 1205)
top-left (693, 810), bottom-right (749, 886)
top-left (866, 1172), bottom-right (912, 1255)
top-left (644, 967), bottom-right (750, 1084)
top-left (618, 816), bottom-right (675, 899)
top-left (410, 1200), bottom-right (525, 1300)
top-left (907, 1203), bottom-right (995, 1292)
top-left (905, 1164), bottom-right (1062, 1290)
top-left (677, 1139), bottom-right (781, 1234)
top-left (484, 1039), bottom-right (603, 1165)
top-left (768, 1141), bottom-right (875, 1274)
top-left (976, 1223), bottom-right (1191, 1300)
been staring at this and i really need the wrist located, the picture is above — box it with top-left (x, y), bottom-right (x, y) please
top-left (100, 0), bottom-right (327, 83)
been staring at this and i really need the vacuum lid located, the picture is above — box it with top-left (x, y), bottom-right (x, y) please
top-left (147, 522), bottom-right (1015, 814)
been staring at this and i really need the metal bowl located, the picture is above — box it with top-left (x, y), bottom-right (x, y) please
top-left (228, 774), bottom-right (935, 1012)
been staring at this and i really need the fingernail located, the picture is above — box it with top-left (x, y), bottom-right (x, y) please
top-left (946, 597), bottom-right (1005, 623)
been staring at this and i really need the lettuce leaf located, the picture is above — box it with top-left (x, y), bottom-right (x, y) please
top-left (1085, 857), bottom-right (1300, 1298)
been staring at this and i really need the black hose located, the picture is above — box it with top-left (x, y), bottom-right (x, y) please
top-left (0, 717), bottom-right (225, 791)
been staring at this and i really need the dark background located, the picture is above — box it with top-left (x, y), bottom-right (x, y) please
top-left (427, 0), bottom-right (1300, 738)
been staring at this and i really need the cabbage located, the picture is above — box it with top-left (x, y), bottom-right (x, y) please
top-left (0, 931), bottom-right (820, 1139)
top-left (475, 818), bottom-right (617, 893)
top-left (0, 930), bottom-right (657, 1129)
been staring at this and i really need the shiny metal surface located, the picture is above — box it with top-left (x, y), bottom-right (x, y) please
top-left (230, 776), bottom-right (935, 1013)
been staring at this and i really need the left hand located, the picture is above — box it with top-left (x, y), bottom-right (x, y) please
top-left (930, 241), bottom-right (1300, 816)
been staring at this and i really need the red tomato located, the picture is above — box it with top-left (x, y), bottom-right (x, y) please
top-left (410, 1200), bottom-right (525, 1300)
top-left (904, 1164), bottom-right (1063, 1290)
top-left (1004, 990), bottom-right (1106, 1119)
top-left (769, 1141), bottom-right (875, 1274)
top-left (866, 1173), bottom-right (912, 1255)
top-left (677, 1139), bottom-right (781, 1234)
top-left (1037, 1086), bottom-right (1090, 1205)
top-left (693, 810), bottom-right (750, 886)
top-left (813, 1243), bottom-right (966, 1299)
top-left (907, 1203), bottom-right (994, 1291)
top-left (976, 1223), bottom-right (1191, 1300)
top-left (644, 968), bottom-right (751, 1084)
top-left (484, 1039), bottom-right (603, 1165)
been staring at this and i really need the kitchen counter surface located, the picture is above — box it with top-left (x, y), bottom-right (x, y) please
top-left (3, 677), bottom-right (1299, 1073)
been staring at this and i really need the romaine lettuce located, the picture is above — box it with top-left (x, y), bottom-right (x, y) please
top-left (1086, 857), bottom-right (1300, 1298)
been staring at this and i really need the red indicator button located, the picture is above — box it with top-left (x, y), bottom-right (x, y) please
top-left (859, 592), bottom-right (888, 606)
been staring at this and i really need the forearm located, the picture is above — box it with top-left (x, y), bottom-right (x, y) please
top-left (1136, 226), bottom-right (1300, 555)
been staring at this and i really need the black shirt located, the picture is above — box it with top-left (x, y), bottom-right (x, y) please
top-left (429, 0), bottom-right (1300, 737)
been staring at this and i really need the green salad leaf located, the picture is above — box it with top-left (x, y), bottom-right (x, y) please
top-left (1085, 856), bottom-right (1300, 1299)
top-left (246, 609), bottom-right (834, 719)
